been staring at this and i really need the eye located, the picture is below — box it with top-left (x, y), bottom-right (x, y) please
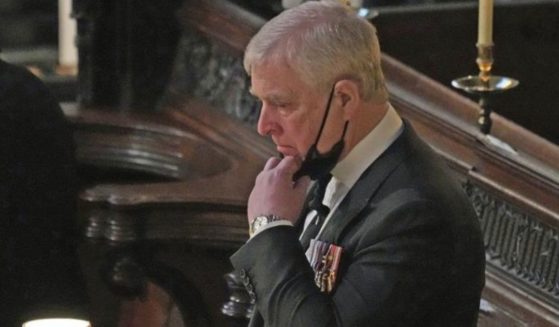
top-left (277, 103), bottom-right (293, 115)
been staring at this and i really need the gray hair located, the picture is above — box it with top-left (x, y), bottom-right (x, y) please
top-left (244, 1), bottom-right (388, 102)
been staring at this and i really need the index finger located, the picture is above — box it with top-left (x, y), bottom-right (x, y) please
top-left (264, 156), bottom-right (282, 170)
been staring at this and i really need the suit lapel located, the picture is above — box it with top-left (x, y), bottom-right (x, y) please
top-left (319, 125), bottom-right (412, 244)
top-left (294, 181), bottom-right (317, 235)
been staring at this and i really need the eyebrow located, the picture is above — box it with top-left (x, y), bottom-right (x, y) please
top-left (249, 88), bottom-right (294, 103)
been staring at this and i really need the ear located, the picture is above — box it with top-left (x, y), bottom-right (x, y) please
top-left (334, 79), bottom-right (360, 120)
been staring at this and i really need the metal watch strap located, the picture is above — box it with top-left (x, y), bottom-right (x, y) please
top-left (249, 214), bottom-right (284, 236)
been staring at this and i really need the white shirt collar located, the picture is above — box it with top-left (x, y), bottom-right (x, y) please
top-left (330, 103), bottom-right (403, 191)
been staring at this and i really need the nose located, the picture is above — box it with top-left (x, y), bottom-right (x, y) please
top-left (257, 104), bottom-right (278, 136)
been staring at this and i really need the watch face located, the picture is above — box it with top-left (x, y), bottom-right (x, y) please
top-left (254, 216), bottom-right (269, 229)
top-left (250, 215), bottom-right (283, 236)
top-left (251, 215), bottom-right (271, 236)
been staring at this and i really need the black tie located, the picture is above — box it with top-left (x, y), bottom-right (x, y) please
top-left (299, 174), bottom-right (332, 249)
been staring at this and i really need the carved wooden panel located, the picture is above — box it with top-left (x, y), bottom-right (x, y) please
top-left (464, 182), bottom-right (559, 326)
top-left (465, 181), bottom-right (559, 302)
top-left (162, 30), bottom-right (259, 125)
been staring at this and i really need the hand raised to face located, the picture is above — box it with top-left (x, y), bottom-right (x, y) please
top-left (247, 156), bottom-right (311, 225)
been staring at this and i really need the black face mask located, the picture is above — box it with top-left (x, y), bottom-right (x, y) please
top-left (292, 85), bottom-right (349, 181)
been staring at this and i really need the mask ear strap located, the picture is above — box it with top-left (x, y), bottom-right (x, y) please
top-left (329, 121), bottom-right (349, 153)
top-left (314, 84), bottom-right (337, 145)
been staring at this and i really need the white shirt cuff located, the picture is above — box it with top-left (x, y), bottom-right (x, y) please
top-left (250, 220), bottom-right (293, 239)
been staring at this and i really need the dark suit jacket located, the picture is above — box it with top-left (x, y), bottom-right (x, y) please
top-left (231, 123), bottom-right (485, 327)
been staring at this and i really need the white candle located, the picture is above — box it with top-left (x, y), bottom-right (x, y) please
top-left (58, 0), bottom-right (78, 67)
top-left (477, 0), bottom-right (494, 45)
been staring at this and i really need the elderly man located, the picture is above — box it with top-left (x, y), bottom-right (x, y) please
top-left (230, 2), bottom-right (485, 326)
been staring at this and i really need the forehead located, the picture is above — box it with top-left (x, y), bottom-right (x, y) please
top-left (249, 61), bottom-right (315, 100)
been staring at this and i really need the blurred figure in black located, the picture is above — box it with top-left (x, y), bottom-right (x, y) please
top-left (0, 58), bottom-right (87, 326)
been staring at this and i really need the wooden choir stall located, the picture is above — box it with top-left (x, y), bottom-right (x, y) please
top-left (64, 0), bottom-right (558, 326)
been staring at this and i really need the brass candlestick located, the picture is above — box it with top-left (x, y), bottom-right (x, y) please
top-left (452, 43), bottom-right (519, 134)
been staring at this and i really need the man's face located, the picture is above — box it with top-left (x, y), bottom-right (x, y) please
top-left (250, 62), bottom-right (340, 159)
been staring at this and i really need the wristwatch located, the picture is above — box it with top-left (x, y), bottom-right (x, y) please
top-left (250, 214), bottom-right (284, 236)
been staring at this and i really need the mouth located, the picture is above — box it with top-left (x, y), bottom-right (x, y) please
top-left (276, 145), bottom-right (298, 156)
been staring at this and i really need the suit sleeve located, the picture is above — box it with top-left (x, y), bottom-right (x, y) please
top-left (230, 197), bottom-right (452, 327)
